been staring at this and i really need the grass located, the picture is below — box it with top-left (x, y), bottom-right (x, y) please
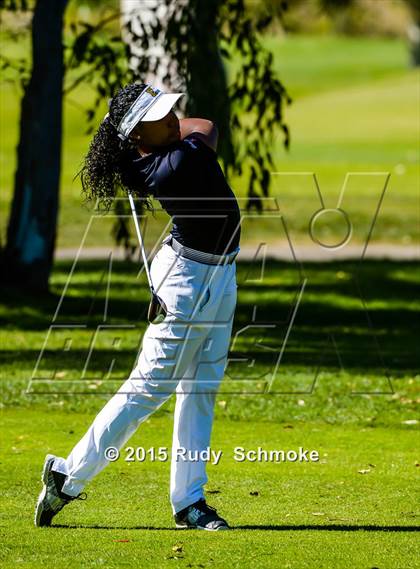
top-left (1, 34), bottom-right (419, 248)
top-left (1, 258), bottom-right (419, 566)
top-left (1, 259), bottom-right (419, 421)
top-left (0, 408), bottom-right (418, 568)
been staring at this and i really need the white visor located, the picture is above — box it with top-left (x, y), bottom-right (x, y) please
top-left (117, 85), bottom-right (184, 140)
top-left (141, 92), bottom-right (184, 122)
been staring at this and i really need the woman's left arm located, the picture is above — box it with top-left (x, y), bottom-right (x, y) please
top-left (179, 118), bottom-right (219, 152)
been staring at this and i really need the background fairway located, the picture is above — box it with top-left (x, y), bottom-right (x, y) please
top-left (1, 34), bottom-right (419, 248)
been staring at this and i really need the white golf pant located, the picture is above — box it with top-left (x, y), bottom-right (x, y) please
top-left (52, 243), bottom-right (237, 513)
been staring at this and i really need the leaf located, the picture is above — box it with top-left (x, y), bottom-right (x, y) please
top-left (358, 469), bottom-right (371, 475)
top-left (72, 32), bottom-right (91, 63)
top-left (172, 543), bottom-right (183, 553)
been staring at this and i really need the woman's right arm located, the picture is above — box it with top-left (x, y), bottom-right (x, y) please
top-left (179, 118), bottom-right (219, 152)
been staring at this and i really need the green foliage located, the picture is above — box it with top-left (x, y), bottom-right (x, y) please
top-left (53, 0), bottom-right (292, 249)
top-left (0, 0), bottom-right (30, 10)
top-left (217, 0), bottom-right (291, 208)
top-left (0, 2), bottom-right (32, 88)
top-left (64, 13), bottom-right (132, 127)
top-left (63, 0), bottom-right (291, 210)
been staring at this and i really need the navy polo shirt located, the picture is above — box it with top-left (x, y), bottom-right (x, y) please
top-left (126, 135), bottom-right (241, 255)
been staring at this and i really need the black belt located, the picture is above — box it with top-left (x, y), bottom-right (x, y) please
top-left (163, 235), bottom-right (239, 265)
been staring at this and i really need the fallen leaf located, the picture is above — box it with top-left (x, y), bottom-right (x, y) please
top-left (172, 543), bottom-right (183, 553)
top-left (114, 539), bottom-right (131, 543)
top-left (358, 469), bottom-right (371, 474)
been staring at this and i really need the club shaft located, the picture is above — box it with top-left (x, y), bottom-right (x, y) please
top-left (127, 192), bottom-right (155, 293)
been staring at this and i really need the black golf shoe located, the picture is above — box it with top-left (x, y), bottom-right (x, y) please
top-left (174, 499), bottom-right (230, 531)
top-left (34, 454), bottom-right (86, 527)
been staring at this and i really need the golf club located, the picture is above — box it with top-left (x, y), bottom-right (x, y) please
top-left (127, 191), bottom-right (167, 324)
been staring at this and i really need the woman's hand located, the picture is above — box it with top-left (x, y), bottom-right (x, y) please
top-left (179, 118), bottom-right (219, 152)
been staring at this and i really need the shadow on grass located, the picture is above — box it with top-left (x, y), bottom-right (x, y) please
top-left (52, 523), bottom-right (420, 532)
top-left (1, 259), bottom-right (419, 375)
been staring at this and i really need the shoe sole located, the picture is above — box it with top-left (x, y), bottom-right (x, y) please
top-left (175, 523), bottom-right (230, 531)
top-left (34, 454), bottom-right (56, 527)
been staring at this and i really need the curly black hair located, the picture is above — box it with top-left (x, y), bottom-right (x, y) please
top-left (79, 83), bottom-right (153, 211)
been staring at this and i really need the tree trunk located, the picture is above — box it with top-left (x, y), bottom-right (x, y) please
top-left (120, 0), bottom-right (176, 89)
top-left (185, 0), bottom-right (234, 170)
top-left (2, 0), bottom-right (68, 292)
top-left (120, 0), bottom-right (234, 169)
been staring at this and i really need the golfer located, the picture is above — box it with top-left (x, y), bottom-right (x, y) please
top-left (35, 83), bottom-right (241, 530)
